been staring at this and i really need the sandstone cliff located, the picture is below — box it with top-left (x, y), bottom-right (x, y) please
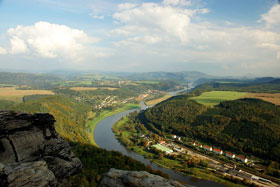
top-left (99, 168), bottom-right (188, 187)
top-left (0, 111), bottom-right (82, 186)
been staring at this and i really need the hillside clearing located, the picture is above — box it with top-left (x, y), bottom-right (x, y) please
top-left (145, 95), bottom-right (171, 106)
top-left (190, 91), bottom-right (248, 106)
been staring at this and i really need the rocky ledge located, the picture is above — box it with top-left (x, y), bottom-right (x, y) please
top-left (0, 111), bottom-right (82, 187)
top-left (99, 168), bottom-right (188, 187)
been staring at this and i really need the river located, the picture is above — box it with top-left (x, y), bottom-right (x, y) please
top-left (94, 89), bottom-right (223, 186)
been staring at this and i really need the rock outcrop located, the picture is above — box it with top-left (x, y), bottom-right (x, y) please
top-left (0, 111), bottom-right (82, 186)
top-left (99, 168), bottom-right (188, 187)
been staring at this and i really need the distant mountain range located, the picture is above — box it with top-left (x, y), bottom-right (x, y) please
top-left (0, 70), bottom-right (279, 87)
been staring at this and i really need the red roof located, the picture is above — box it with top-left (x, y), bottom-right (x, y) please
top-left (197, 143), bottom-right (202, 146)
top-left (237, 155), bottom-right (246, 160)
top-left (226, 152), bottom-right (234, 156)
top-left (159, 141), bottom-right (165, 144)
top-left (213, 148), bottom-right (222, 152)
top-left (203, 145), bottom-right (211, 149)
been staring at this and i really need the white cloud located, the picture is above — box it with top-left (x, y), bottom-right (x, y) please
top-left (0, 47), bottom-right (7, 55)
top-left (90, 15), bottom-right (104, 19)
top-left (118, 3), bottom-right (138, 10)
top-left (162, 0), bottom-right (191, 7)
top-left (9, 36), bottom-right (28, 54)
top-left (259, 4), bottom-right (280, 29)
top-left (113, 3), bottom-right (203, 43)
top-left (5, 21), bottom-right (99, 60)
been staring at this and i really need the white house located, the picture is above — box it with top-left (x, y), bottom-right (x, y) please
top-left (225, 152), bottom-right (235, 159)
top-left (203, 145), bottom-right (212, 151)
top-left (236, 155), bottom-right (248, 163)
top-left (213, 148), bottom-right (223, 155)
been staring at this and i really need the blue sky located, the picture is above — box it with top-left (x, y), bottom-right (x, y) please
top-left (0, 0), bottom-right (279, 76)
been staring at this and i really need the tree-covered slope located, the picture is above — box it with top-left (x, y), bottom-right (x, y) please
top-left (142, 95), bottom-right (207, 136)
top-left (141, 97), bottom-right (280, 162)
top-left (193, 78), bottom-right (280, 93)
top-left (8, 95), bottom-right (91, 143)
top-left (191, 98), bottom-right (280, 161)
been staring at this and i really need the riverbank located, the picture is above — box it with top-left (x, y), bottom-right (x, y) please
top-left (87, 103), bottom-right (140, 147)
top-left (112, 114), bottom-right (249, 187)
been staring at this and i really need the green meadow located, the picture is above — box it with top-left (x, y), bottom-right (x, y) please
top-left (190, 91), bottom-right (247, 106)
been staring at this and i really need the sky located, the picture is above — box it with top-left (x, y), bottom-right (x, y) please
top-left (0, 0), bottom-right (279, 76)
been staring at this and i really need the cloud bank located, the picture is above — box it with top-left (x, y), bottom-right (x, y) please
top-left (0, 0), bottom-right (279, 75)
top-left (2, 21), bottom-right (99, 61)
top-left (111, 1), bottom-right (280, 74)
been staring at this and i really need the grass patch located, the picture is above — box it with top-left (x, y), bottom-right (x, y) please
top-left (145, 94), bottom-right (171, 106)
top-left (190, 91), bottom-right (248, 106)
top-left (87, 103), bottom-right (140, 147)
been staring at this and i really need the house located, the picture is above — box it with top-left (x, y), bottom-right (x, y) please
top-left (213, 148), bottom-right (223, 155)
top-left (143, 94), bottom-right (148, 98)
top-left (159, 140), bottom-right (165, 144)
top-left (191, 141), bottom-right (196, 146)
top-left (172, 134), bottom-right (177, 139)
top-left (203, 145), bottom-right (212, 151)
top-left (236, 155), bottom-right (248, 163)
top-left (225, 152), bottom-right (235, 159)
top-left (197, 143), bottom-right (203, 148)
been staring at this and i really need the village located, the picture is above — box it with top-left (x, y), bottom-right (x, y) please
top-left (139, 133), bottom-right (278, 187)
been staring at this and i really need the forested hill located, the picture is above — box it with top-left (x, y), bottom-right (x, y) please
top-left (141, 97), bottom-right (280, 162)
top-left (143, 95), bottom-right (207, 135)
top-left (0, 72), bottom-right (61, 88)
top-left (193, 78), bottom-right (280, 93)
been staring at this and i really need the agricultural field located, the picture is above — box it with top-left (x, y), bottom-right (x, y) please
top-left (244, 93), bottom-right (280, 105)
top-left (70, 87), bottom-right (118, 91)
top-left (0, 87), bottom-right (54, 102)
top-left (136, 80), bottom-right (159, 84)
top-left (190, 91), bottom-right (248, 106)
top-left (145, 94), bottom-right (171, 106)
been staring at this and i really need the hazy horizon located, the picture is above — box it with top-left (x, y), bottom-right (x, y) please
top-left (0, 0), bottom-right (280, 77)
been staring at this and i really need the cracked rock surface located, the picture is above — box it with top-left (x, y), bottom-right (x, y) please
top-left (99, 168), bottom-right (189, 187)
top-left (0, 111), bottom-right (82, 187)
